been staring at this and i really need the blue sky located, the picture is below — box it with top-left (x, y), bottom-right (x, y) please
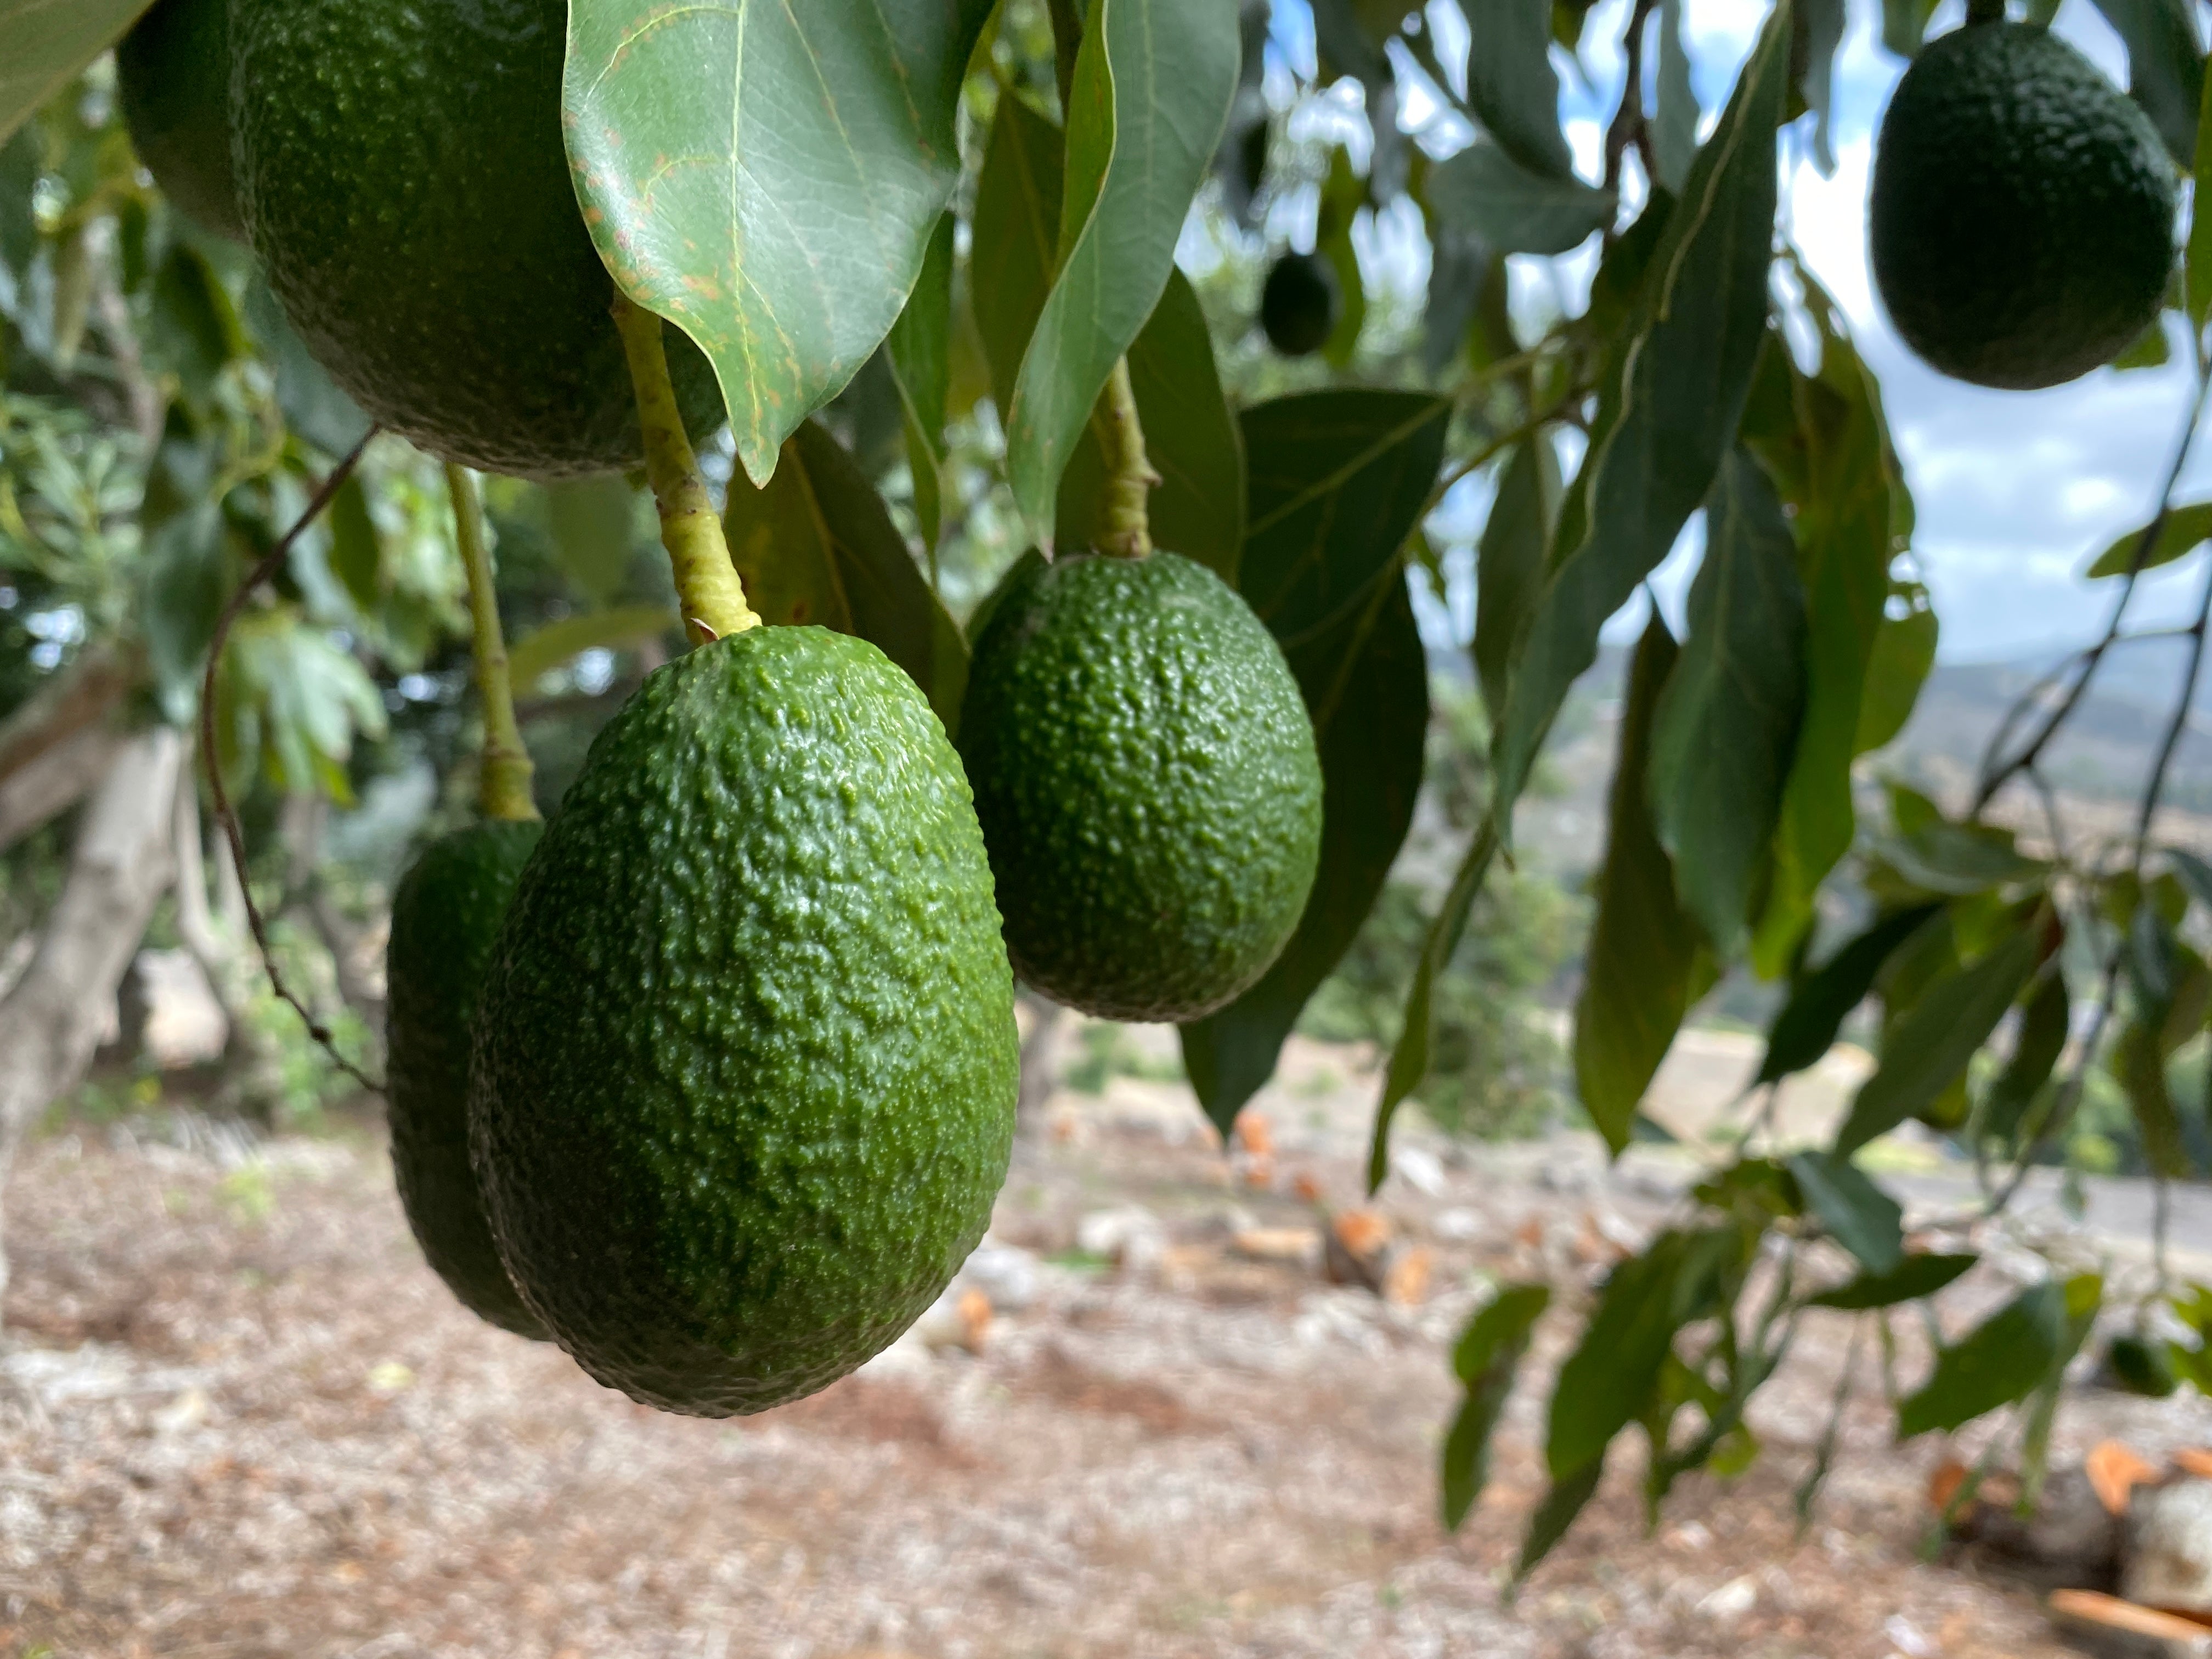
top-left (1266, 0), bottom-right (2212, 664)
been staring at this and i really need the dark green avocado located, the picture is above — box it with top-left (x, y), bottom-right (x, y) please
top-left (229, 0), bottom-right (725, 477)
top-left (1870, 21), bottom-right (2176, 390)
top-left (1260, 251), bottom-right (1339, 358)
top-left (470, 627), bottom-right (1018, 1416)
top-left (385, 818), bottom-right (546, 1339)
top-left (958, 551), bottom-right (1323, 1023)
top-left (115, 0), bottom-right (246, 241)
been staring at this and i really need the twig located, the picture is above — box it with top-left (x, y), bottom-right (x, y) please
top-left (1602, 0), bottom-right (1663, 198)
top-left (196, 427), bottom-right (381, 1094)
top-left (447, 464), bottom-right (538, 822)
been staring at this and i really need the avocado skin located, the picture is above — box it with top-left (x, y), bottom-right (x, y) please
top-left (1260, 252), bottom-right (1339, 358)
top-left (386, 820), bottom-right (548, 1339)
top-left (229, 0), bottom-right (725, 478)
top-left (471, 628), bottom-right (1018, 1416)
top-left (1870, 22), bottom-right (2176, 391)
top-left (958, 552), bottom-right (1323, 1023)
top-left (115, 0), bottom-right (246, 242)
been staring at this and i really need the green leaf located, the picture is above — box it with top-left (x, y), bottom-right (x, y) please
top-left (1424, 138), bottom-right (1615, 256)
top-left (1880, 0), bottom-right (1940, 57)
top-left (2118, 1017), bottom-right (2190, 1178)
top-left (2087, 0), bottom-right (2204, 168)
top-left (1652, 0), bottom-right (1697, 191)
top-left (141, 496), bottom-right (229, 721)
top-left (1181, 391), bottom-right (1447, 1133)
top-left (971, 89), bottom-right (1064, 417)
top-left (505, 605), bottom-right (678, 689)
top-left (1834, 920), bottom-right (2042, 1156)
top-left (1896, 1280), bottom-right (2066, 1440)
top-left (1874, 820), bottom-right (2046, 897)
top-left (1786, 1151), bottom-right (1903, 1274)
top-left (1491, 3), bottom-right (1790, 823)
top-left (563, 0), bottom-right (994, 484)
top-left (888, 212), bottom-right (956, 555)
top-left (147, 244), bottom-right (244, 407)
top-left (1758, 904), bottom-right (1942, 1085)
top-left (326, 475), bottom-right (382, 616)
top-left (1003, 0), bottom-right (1240, 542)
top-left (1464, 0), bottom-right (1572, 179)
top-left (1517, 1458), bottom-right (1605, 1581)
top-left (541, 476), bottom-right (638, 609)
top-left (1472, 439), bottom-right (1560, 727)
top-left (243, 278), bottom-right (373, 460)
top-left (1442, 1283), bottom-right (1550, 1531)
top-left (0, 0), bottom-right (149, 146)
top-left (1649, 449), bottom-right (1808, 953)
top-left (1982, 967), bottom-right (2069, 1147)
top-left (1316, 148), bottom-right (1369, 366)
top-left (2190, 47), bottom-right (2212, 328)
top-left (2173, 847), bottom-right (2212, 913)
top-left (1808, 1252), bottom-right (1978, 1311)
top-left (1575, 616), bottom-right (1701, 1154)
top-left (724, 420), bottom-right (968, 730)
top-left (2084, 500), bottom-right (2212, 578)
top-left (1853, 586), bottom-right (1938, 753)
top-left (1795, 0), bottom-right (1847, 174)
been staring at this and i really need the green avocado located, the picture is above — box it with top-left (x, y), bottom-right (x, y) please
top-left (229, 0), bottom-right (725, 478)
top-left (471, 627), bottom-right (1018, 1415)
top-left (1870, 21), bottom-right (2176, 391)
top-left (2106, 1332), bottom-right (2180, 1398)
top-left (115, 0), bottom-right (246, 242)
top-left (385, 819), bottom-right (548, 1339)
top-left (958, 551), bottom-right (1323, 1023)
top-left (1260, 251), bottom-right (1340, 358)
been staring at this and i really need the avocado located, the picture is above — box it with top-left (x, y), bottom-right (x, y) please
top-left (385, 819), bottom-right (547, 1339)
top-left (1870, 21), bottom-right (2176, 390)
top-left (1260, 251), bottom-right (1340, 358)
top-left (958, 551), bottom-right (1323, 1023)
top-left (115, 0), bottom-right (245, 242)
top-left (2106, 1332), bottom-right (2180, 1398)
top-left (229, 0), bottom-right (726, 478)
top-left (471, 627), bottom-right (1018, 1415)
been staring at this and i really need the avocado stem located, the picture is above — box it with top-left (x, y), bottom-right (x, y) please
top-left (448, 462), bottom-right (540, 824)
top-left (1096, 357), bottom-right (1159, 560)
top-left (1964, 0), bottom-right (2004, 21)
top-left (611, 292), bottom-right (761, 644)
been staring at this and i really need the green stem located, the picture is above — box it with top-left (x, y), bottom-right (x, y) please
top-left (1094, 358), bottom-right (1158, 559)
top-left (447, 463), bottom-right (539, 823)
top-left (1965, 0), bottom-right (2005, 21)
top-left (611, 292), bottom-right (760, 645)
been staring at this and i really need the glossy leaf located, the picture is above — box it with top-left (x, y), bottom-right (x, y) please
top-left (141, 498), bottom-right (228, 720)
top-left (1796, 0), bottom-right (1847, 174)
top-left (1757, 903), bottom-right (1942, 1085)
top-left (888, 212), bottom-right (956, 555)
top-left (1003, 0), bottom-right (1240, 542)
top-left (1652, 0), bottom-right (1696, 192)
top-left (1808, 1252), bottom-right (1978, 1311)
top-left (326, 475), bottom-right (382, 616)
top-left (1649, 449), bottom-right (1808, 953)
top-left (542, 476), bottom-right (639, 608)
top-left (970, 89), bottom-right (1064, 416)
top-left (1575, 617), bottom-right (1701, 1154)
top-left (0, 0), bottom-right (148, 146)
top-left (1517, 1459), bottom-right (1605, 1581)
top-left (724, 420), bottom-right (967, 730)
top-left (2118, 1017), bottom-right (2190, 1178)
top-left (1835, 921), bottom-right (2042, 1156)
top-left (1853, 586), bottom-right (1939, 753)
top-left (563, 0), bottom-right (994, 484)
top-left (1425, 139), bottom-right (1614, 257)
top-left (2190, 52), bottom-right (2212, 329)
top-left (1786, 1151), bottom-right (1903, 1274)
top-left (1982, 967), bottom-right (2069, 1146)
top-left (1182, 391), bottom-right (1447, 1132)
top-left (506, 605), bottom-right (678, 689)
top-left (1875, 820), bottom-right (2046, 897)
top-left (2087, 0), bottom-right (2204, 167)
top-left (1896, 1280), bottom-right (2066, 1439)
top-left (1473, 439), bottom-right (1559, 732)
top-left (1465, 0), bottom-right (1571, 179)
top-left (1492, 4), bottom-right (1790, 822)
top-left (1880, 0), bottom-right (1940, 57)
top-left (1442, 1284), bottom-right (1550, 1531)
top-left (2084, 500), bottom-right (2212, 578)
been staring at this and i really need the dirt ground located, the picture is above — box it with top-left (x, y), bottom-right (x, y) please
top-left (5, 1035), bottom-right (2212, 1659)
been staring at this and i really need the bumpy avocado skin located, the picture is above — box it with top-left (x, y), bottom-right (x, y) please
top-left (115, 0), bottom-right (246, 242)
top-left (229, 0), bottom-right (725, 478)
top-left (958, 552), bottom-right (1323, 1024)
top-left (386, 819), bottom-right (548, 1340)
top-left (471, 628), bottom-right (1018, 1417)
top-left (1870, 22), bottom-right (2176, 391)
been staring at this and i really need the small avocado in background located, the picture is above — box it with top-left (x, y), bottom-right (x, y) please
top-left (1869, 20), bottom-right (2176, 391)
top-left (2103, 1332), bottom-right (2180, 1398)
top-left (229, 0), bottom-right (725, 478)
top-left (1260, 251), bottom-right (1340, 358)
top-left (471, 626), bottom-right (1018, 1417)
top-left (958, 550), bottom-right (1324, 1024)
top-left (115, 0), bottom-right (246, 242)
top-left (385, 819), bottom-right (547, 1340)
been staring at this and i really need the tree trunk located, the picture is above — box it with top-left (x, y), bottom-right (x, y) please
top-left (0, 645), bottom-right (135, 794)
top-left (0, 727), bottom-right (182, 1309)
top-left (0, 718), bottom-right (126, 854)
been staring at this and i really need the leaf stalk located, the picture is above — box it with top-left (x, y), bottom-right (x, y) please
top-left (446, 463), bottom-right (538, 823)
top-left (1095, 356), bottom-right (1160, 559)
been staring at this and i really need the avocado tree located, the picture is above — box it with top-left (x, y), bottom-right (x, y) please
top-left (7, 0), bottom-right (2212, 1570)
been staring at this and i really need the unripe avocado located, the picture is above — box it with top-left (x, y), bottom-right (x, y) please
top-left (1870, 21), bottom-right (2176, 390)
top-left (115, 0), bottom-right (245, 241)
top-left (471, 627), bottom-right (1018, 1415)
top-left (958, 551), bottom-right (1323, 1023)
top-left (385, 820), bottom-right (547, 1340)
top-left (230, 0), bottom-right (725, 478)
top-left (1261, 251), bottom-right (1340, 358)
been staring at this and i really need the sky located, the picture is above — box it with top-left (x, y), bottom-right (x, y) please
top-left (1267, 0), bottom-right (2212, 665)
